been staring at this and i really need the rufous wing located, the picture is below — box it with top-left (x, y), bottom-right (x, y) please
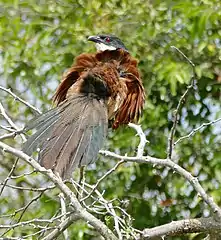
top-left (112, 75), bottom-right (145, 129)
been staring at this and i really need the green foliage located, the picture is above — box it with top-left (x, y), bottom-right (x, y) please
top-left (0, 0), bottom-right (221, 239)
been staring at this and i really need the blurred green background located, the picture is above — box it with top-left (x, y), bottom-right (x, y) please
top-left (0, 0), bottom-right (221, 239)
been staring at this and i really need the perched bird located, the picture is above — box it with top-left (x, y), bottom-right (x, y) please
top-left (23, 34), bottom-right (145, 179)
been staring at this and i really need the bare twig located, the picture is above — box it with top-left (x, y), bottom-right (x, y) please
top-left (81, 159), bottom-right (125, 202)
top-left (174, 117), bottom-right (221, 146)
top-left (23, 227), bottom-right (56, 239)
top-left (77, 166), bottom-right (85, 198)
top-left (0, 86), bottom-right (41, 115)
top-left (167, 46), bottom-right (197, 159)
top-left (170, 46), bottom-right (195, 68)
top-left (0, 212), bottom-right (70, 229)
top-left (0, 183), bottom-right (56, 192)
top-left (0, 157), bottom-right (19, 196)
top-left (0, 102), bottom-right (26, 141)
top-left (0, 237), bottom-right (25, 240)
top-left (108, 201), bottom-right (123, 240)
top-left (128, 123), bottom-right (149, 157)
top-left (59, 193), bottom-right (69, 240)
top-left (10, 170), bottom-right (37, 179)
top-left (0, 102), bottom-right (20, 131)
top-left (0, 132), bottom-right (17, 141)
top-left (0, 125), bottom-right (18, 132)
top-left (17, 192), bottom-right (44, 222)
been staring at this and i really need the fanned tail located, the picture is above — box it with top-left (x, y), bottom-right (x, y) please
top-left (23, 94), bottom-right (108, 179)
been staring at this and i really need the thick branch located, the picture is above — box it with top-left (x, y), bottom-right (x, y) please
top-left (141, 217), bottom-right (221, 239)
top-left (43, 214), bottom-right (79, 240)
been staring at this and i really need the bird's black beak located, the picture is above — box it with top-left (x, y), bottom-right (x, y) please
top-left (88, 35), bottom-right (102, 43)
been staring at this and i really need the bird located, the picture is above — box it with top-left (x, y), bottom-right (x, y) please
top-left (23, 34), bottom-right (145, 179)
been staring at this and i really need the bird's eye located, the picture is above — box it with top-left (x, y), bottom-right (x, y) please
top-left (105, 37), bottom-right (111, 42)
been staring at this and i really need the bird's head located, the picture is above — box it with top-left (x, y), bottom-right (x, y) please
top-left (88, 34), bottom-right (128, 52)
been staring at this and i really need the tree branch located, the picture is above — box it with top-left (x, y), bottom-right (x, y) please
top-left (174, 117), bottom-right (221, 146)
top-left (0, 102), bottom-right (26, 142)
top-left (0, 86), bottom-right (41, 115)
top-left (128, 123), bottom-right (149, 157)
top-left (43, 213), bottom-right (79, 240)
top-left (140, 217), bottom-right (221, 239)
top-left (59, 193), bottom-right (69, 240)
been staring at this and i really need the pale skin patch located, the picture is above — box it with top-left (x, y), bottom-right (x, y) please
top-left (95, 42), bottom-right (117, 51)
